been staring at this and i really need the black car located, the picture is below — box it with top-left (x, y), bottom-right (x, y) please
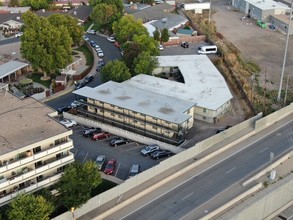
top-left (84, 75), bottom-right (94, 84)
top-left (181, 42), bottom-right (189, 48)
top-left (216, 125), bottom-right (232, 134)
top-left (57, 106), bottom-right (71, 114)
top-left (109, 137), bottom-right (129, 147)
top-left (74, 81), bottom-right (85, 90)
top-left (150, 150), bottom-right (172, 160)
top-left (90, 41), bottom-right (96, 47)
top-left (82, 127), bottom-right (101, 137)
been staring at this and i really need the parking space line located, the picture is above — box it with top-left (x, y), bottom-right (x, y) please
top-left (115, 163), bottom-right (121, 177)
top-left (83, 152), bottom-right (88, 163)
top-left (125, 145), bottom-right (141, 152)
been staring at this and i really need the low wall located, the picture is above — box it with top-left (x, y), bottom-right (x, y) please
top-left (164, 35), bottom-right (206, 46)
top-left (218, 173), bottom-right (293, 220)
top-left (255, 103), bottom-right (293, 133)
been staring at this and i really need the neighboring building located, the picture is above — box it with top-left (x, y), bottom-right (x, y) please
top-left (232, 0), bottom-right (289, 22)
top-left (125, 55), bottom-right (233, 124)
top-left (0, 60), bottom-right (30, 83)
top-left (73, 81), bottom-right (195, 145)
top-left (0, 91), bottom-right (74, 206)
top-left (270, 14), bottom-right (293, 35)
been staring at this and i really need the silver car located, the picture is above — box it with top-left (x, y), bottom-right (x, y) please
top-left (140, 144), bottom-right (160, 156)
top-left (95, 155), bottom-right (106, 170)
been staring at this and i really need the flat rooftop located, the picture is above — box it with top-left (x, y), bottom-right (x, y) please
top-left (0, 91), bottom-right (70, 155)
top-left (124, 55), bottom-right (233, 110)
top-left (0, 60), bottom-right (29, 80)
top-left (73, 82), bottom-right (194, 124)
top-left (245, 0), bottom-right (289, 10)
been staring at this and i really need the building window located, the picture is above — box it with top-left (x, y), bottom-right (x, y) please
top-left (33, 146), bottom-right (41, 154)
top-left (35, 161), bottom-right (43, 168)
top-left (152, 126), bottom-right (157, 130)
top-left (118, 107), bottom-right (123, 110)
top-left (203, 116), bottom-right (206, 119)
top-left (89, 106), bottom-right (95, 110)
top-left (111, 113), bottom-right (115, 116)
top-left (100, 109), bottom-right (104, 113)
top-left (57, 166), bottom-right (65, 173)
top-left (133, 120), bottom-right (137, 123)
top-left (165, 121), bottom-right (170, 125)
top-left (118, 115), bottom-right (123, 119)
top-left (110, 105), bottom-right (115, 108)
top-left (88, 98), bottom-right (94, 102)
top-left (36, 175), bottom-right (43, 182)
top-left (187, 109), bottom-right (190, 114)
top-left (165, 130), bottom-right (170, 134)
top-left (56, 152), bottom-right (65, 159)
top-left (99, 101), bottom-right (104, 104)
top-left (203, 108), bottom-right (207, 113)
top-left (152, 117), bottom-right (157, 120)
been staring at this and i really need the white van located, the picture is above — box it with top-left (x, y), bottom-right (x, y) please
top-left (198, 45), bottom-right (217, 55)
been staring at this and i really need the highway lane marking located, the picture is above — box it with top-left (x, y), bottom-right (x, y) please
top-left (225, 167), bottom-right (236, 174)
top-left (259, 147), bottom-right (268, 153)
top-left (120, 119), bottom-right (293, 220)
top-left (181, 192), bottom-right (194, 201)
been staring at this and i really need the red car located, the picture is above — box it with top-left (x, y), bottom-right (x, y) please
top-left (92, 132), bottom-right (111, 141)
top-left (114, 41), bottom-right (121, 48)
top-left (104, 159), bottom-right (116, 175)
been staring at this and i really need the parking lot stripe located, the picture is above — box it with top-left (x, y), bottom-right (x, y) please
top-left (115, 163), bottom-right (121, 177)
top-left (83, 152), bottom-right (88, 163)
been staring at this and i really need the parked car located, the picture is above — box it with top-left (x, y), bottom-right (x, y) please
top-left (84, 75), bottom-right (94, 84)
top-left (82, 127), bottom-right (101, 137)
top-left (71, 100), bottom-right (81, 108)
top-left (216, 125), bottom-right (232, 134)
top-left (87, 29), bottom-right (96, 35)
top-left (95, 155), bottom-right (106, 170)
top-left (257, 20), bottom-right (267, 29)
top-left (15, 32), bottom-right (23, 37)
top-left (83, 35), bottom-right (89, 41)
top-left (94, 45), bottom-right (101, 50)
top-left (97, 59), bottom-right (105, 67)
top-left (104, 159), bottom-right (116, 175)
top-left (57, 106), bottom-right (71, 114)
top-left (59, 119), bottom-right (77, 128)
top-left (74, 81), bottom-right (85, 90)
top-left (158, 44), bottom-right (164, 51)
top-left (109, 137), bottom-right (129, 147)
top-left (140, 144), bottom-right (160, 156)
top-left (114, 41), bottom-right (121, 48)
top-left (128, 164), bottom-right (140, 178)
top-left (107, 36), bottom-right (115, 43)
top-left (151, 150), bottom-right (172, 160)
top-left (181, 42), bottom-right (189, 48)
top-left (90, 41), bottom-right (96, 47)
top-left (97, 51), bottom-right (104, 57)
top-left (92, 132), bottom-right (111, 140)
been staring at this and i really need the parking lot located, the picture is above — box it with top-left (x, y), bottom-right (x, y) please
top-left (68, 125), bottom-right (162, 180)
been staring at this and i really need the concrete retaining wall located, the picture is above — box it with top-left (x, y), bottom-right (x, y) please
top-left (218, 173), bottom-right (293, 220)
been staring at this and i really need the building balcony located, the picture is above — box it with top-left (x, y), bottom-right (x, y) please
top-left (0, 154), bottom-right (74, 189)
top-left (0, 172), bottom-right (63, 205)
top-left (0, 140), bottom-right (73, 174)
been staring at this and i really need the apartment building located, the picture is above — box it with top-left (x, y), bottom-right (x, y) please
top-left (73, 81), bottom-right (195, 145)
top-left (0, 90), bottom-right (74, 206)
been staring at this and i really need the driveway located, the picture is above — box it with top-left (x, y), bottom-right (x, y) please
top-left (212, 0), bottom-right (293, 91)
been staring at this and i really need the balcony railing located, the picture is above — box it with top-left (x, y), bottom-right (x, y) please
top-left (0, 154), bottom-right (74, 189)
top-left (0, 140), bottom-right (73, 174)
top-left (0, 173), bottom-right (63, 205)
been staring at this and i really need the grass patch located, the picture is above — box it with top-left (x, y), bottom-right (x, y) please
top-left (74, 45), bottom-right (93, 66)
top-left (83, 19), bottom-right (93, 31)
top-left (27, 73), bottom-right (53, 88)
top-left (91, 179), bottom-right (117, 197)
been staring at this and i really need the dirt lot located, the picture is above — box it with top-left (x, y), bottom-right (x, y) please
top-left (212, 0), bottom-right (293, 92)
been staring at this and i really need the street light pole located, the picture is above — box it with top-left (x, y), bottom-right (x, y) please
top-left (209, 0), bottom-right (212, 22)
top-left (278, 0), bottom-right (293, 101)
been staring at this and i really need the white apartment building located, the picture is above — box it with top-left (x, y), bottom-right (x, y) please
top-left (0, 90), bottom-right (75, 206)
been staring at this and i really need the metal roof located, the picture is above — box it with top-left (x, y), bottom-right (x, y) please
top-left (73, 82), bottom-right (194, 124)
top-left (0, 60), bottom-right (29, 80)
top-left (124, 55), bottom-right (233, 111)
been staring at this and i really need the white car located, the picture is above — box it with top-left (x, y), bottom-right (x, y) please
top-left (83, 35), bottom-right (89, 41)
top-left (15, 32), bottom-right (23, 37)
top-left (95, 48), bottom-right (102, 53)
top-left (71, 100), bottom-right (81, 108)
top-left (98, 51), bottom-right (104, 57)
top-left (87, 30), bottom-right (96, 35)
top-left (158, 44), bottom-right (164, 51)
top-left (107, 36), bottom-right (115, 43)
top-left (59, 119), bottom-right (77, 128)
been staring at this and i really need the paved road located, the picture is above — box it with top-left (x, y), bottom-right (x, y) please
top-left (0, 37), bottom-right (19, 45)
top-left (105, 119), bottom-right (293, 220)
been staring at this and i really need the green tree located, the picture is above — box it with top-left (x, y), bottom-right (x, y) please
top-left (48, 14), bottom-right (83, 45)
top-left (9, 0), bottom-right (20, 7)
top-left (133, 51), bottom-right (158, 76)
top-left (122, 41), bottom-right (142, 69)
top-left (161, 28), bottom-right (170, 42)
top-left (101, 60), bottom-right (131, 82)
top-left (21, 0), bottom-right (49, 10)
top-left (21, 11), bottom-right (73, 79)
top-left (105, 0), bottom-right (124, 14)
top-left (7, 194), bottom-right (54, 220)
top-left (90, 3), bottom-right (120, 30)
top-left (132, 34), bottom-right (159, 56)
top-left (57, 161), bottom-right (102, 210)
top-left (153, 29), bottom-right (160, 42)
top-left (113, 15), bottom-right (148, 44)
top-left (89, 0), bottom-right (101, 6)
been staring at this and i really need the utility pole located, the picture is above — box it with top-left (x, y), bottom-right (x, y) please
top-left (278, 0), bottom-right (293, 101)
top-left (263, 69), bottom-right (267, 114)
top-left (209, 0), bottom-right (212, 22)
top-left (284, 75), bottom-right (290, 106)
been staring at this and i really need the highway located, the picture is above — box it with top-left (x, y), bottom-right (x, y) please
top-left (105, 120), bottom-right (293, 220)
